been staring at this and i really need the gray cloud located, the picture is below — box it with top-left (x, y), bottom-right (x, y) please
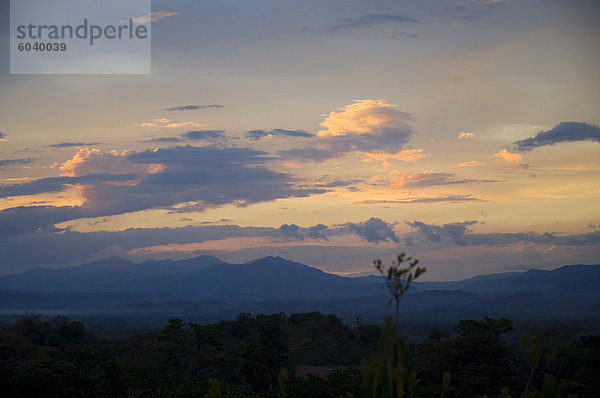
top-left (444, 4), bottom-right (490, 21)
top-left (406, 220), bottom-right (479, 246)
top-left (342, 217), bottom-right (399, 243)
top-left (0, 146), bottom-right (325, 236)
top-left (407, 220), bottom-right (600, 247)
top-left (144, 130), bottom-right (226, 144)
top-left (352, 195), bottom-right (485, 205)
top-left (277, 223), bottom-right (330, 242)
top-left (0, 174), bottom-right (139, 198)
top-left (0, 158), bottom-right (36, 167)
top-left (277, 147), bottom-right (338, 162)
top-left (308, 224), bottom-right (329, 241)
top-left (278, 128), bottom-right (414, 161)
top-left (513, 122), bottom-right (600, 151)
top-left (246, 128), bottom-right (315, 141)
top-left (390, 32), bottom-right (418, 39)
top-left (183, 130), bottom-right (226, 140)
top-left (164, 104), bottom-right (225, 111)
top-left (279, 224), bottom-right (304, 240)
top-left (314, 179), bottom-right (363, 188)
top-left (328, 14), bottom-right (418, 31)
top-left (144, 137), bottom-right (183, 143)
top-left (406, 220), bottom-right (444, 243)
top-left (391, 172), bottom-right (498, 189)
top-left (0, 132), bottom-right (6, 140)
top-left (89, 146), bottom-right (325, 214)
top-left (0, 205), bottom-right (93, 237)
top-left (49, 142), bottom-right (100, 148)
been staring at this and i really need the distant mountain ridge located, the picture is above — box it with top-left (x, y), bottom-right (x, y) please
top-left (413, 264), bottom-right (600, 295)
top-left (1, 256), bottom-right (599, 320)
top-left (0, 255), bottom-right (225, 293)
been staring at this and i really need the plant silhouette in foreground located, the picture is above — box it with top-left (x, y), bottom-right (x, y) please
top-left (363, 253), bottom-right (430, 398)
top-left (374, 253), bottom-right (426, 331)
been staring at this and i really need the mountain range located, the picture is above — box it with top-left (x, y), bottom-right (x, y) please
top-left (1, 255), bottom-right (599, 322)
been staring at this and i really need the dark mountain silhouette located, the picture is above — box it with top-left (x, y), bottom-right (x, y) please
top-left (0, 255), bottom-right (224, 292)
top-left (0, 256), bottom-right (599, 321)
top-left (166, 256), bottom-right (382, 298)
top-left (413, 264), bottom-right (600, 294)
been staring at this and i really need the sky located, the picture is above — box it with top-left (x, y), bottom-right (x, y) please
top-left (0, 0), bottom-right (599, 280)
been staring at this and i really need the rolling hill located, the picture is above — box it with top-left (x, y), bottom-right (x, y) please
top-left (1, 256), bottom-right (599, 321)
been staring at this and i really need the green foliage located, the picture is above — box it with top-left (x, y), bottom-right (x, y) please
top-left (205, 378), bottom-right (222, 398)
top-left (278, 367), bottom-right (288, 398)
top-left (362, 316), bottom-right (416, 398)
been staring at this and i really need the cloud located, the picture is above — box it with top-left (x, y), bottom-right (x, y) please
top-left (389, 32), bottom-right (418, 39)
top-left (144, 130), bottom-right (226, 144)
top-left (134, 118), bottom-right (202, 129)
top-left (361, 149), bottom-right (429, 167)
top-left (144, 137), bottom-right (184, 143)
top-left (164, 121), bottom-right (202, 129)
top-left (458, 161), bottom-right (484, 167)
top-left (407, 220), bottom-right (478, 246)
top-left (0, 145), bottom-right (326, 236)
top-left (512, 122), bottom-right (600, 151)
top-left (131, 10), bottom-right (179, 23)
top-left (444, 4), bottom-right (492, 21)
top-left (458, 132), bottom-right (474, 139)
top-left (119, 145), bottom-right (325, 209)
top-left (278, 147), bottom-right (339, 162)
top-left (246, 128), bottom-right (315, 141)
top-left (49, 142), bottom-right (100, 148)
top-left (0, 158), bottom-right (36, 167)
top-left (494, 149), bottom-right (524, 165)
top-left (308, 224), bottom-right (329, 241)
top-left (0, 206), bottom-right (86, 237)
top-left (59, 148), bottom-right (162, 177)
top-left (313, 179), bottom-right (363, 188)
top-left (342, 217), bottom-right (399, 243)
top-left (165, 104), bottom-right (224, 111)
top-left (328, 14), bottom-right (418, 31)
top-left (277, 223), bottom-right (330, 241)
top-left (279, 99), bottom-right (415, 162)
top-left (351, 194), bottom-right (485, 205)
top-left (183, 130), bottom-right (226, 140)
top-left (0, 173), bottom-right (138, 198)
top-left (318, 99), bottom-right (413, 138)
top-left (279, 224), bottom-right (304, 240)
top-left (386, 171), bottom-right (495, 189)
top-left (0, 132), bottom-right (6, 141)
top-left (406, 220), bottom-right (600, 248)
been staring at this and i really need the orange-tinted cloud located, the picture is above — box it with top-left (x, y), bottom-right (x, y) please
top-left (493, 149), bottom-right (522, 164)
top-left (458, 132), bottom-right (474, 139)
top-left (279, 99), bottom-right (415, 162)
top-left (458, 161), bottom-right (484, 167)
top-left (362, 149), bottom-right (429, 167)
top-left (318, 99), bottom-right (412, 137)
top-left (134, 118), bottom-right (202, 129)
top-left (60, 148), bottom-right (163, 177)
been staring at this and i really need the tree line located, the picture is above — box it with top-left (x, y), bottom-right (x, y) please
top-left (0, 255), bottom-right (598, 397)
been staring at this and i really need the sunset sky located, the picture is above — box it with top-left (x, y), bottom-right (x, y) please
top-left (1, 0), bottom-right (599, 280)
